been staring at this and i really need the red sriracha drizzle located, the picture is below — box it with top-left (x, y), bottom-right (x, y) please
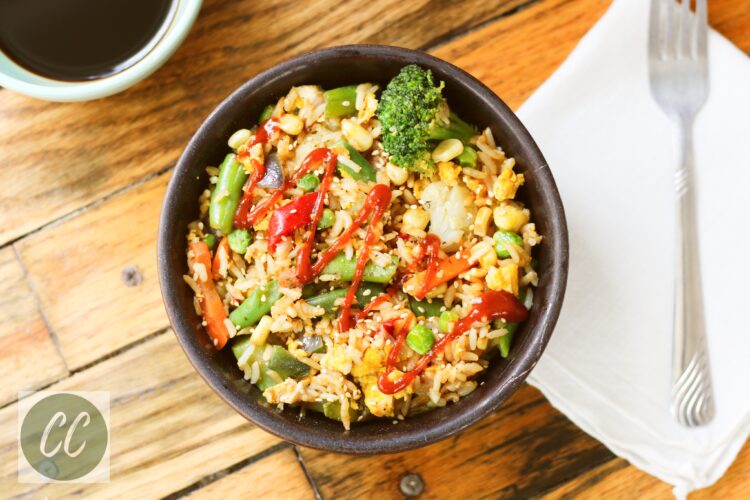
top-left (236, 147), bottom-right (335, 229)
top-left (414, 233), bottom-right (441, 300)
top-left (377, 290), bottom-right (529, 395)
top-left (234, 118), bottom-right (279, 228)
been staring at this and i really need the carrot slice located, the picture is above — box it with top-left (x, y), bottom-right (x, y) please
top-left (212, 236), bottom-right (230, 277)
top-left (403, 248), bottom-right (476, 298)
top-left (189, 240), bottom-right (230, 349)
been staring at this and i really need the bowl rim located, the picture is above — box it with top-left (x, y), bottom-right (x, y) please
top-left (0, 0), bottom-right (202, 102)
top-left (158, 44), bottom-right (569, 454)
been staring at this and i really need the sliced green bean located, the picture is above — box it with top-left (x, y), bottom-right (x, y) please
top-left (336, 141), bottom-right (376, 182)
top-left (266, 345), bottom-right (310, 378)
top-left (228, 228), bottom-right (252, 254)
top-left (209, 153), bottom-right (248, 234)
top-left (406, 324), bottom-right (435, 355)
top-left (456, 145), bottom-right (477, 167)
top-left (231, 338), bottom-right (279, 391)
top-left (409, 296), bottom-right (444, 318)
top-left (201, 233), bottom-right (218, 250)
top-left (297, 173), bottom-right (320, 192)
top-left (229, 280), bottom-right (282, 328)
top-left (317, 208), bottom-right (335, 230)
top-left (259, 104), bottom-right (274, 123)
top-left (493, 230), bottom-right (524, 259)
top-left (306, 283), bottom-right (385, 313)
top-left (322, 253), bottom-right (398, 284)
top-left (324, 85), bottom-right (357, 117)
top-left (438, 310), bottom-right (459, 333)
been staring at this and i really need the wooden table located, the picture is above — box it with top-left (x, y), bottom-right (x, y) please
top-left (1, 0), bottom-right (748, 497)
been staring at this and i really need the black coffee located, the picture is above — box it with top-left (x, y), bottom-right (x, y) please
top-left (0, 0), bottom-right (177, 81)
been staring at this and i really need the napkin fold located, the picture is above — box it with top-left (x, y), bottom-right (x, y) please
top-left (518, 0), bottom-right (750, 495)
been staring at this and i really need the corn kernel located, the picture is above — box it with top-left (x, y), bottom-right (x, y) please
top-left (473, 206), bottom-right (492, 236)
top-left (228, 128), bottom-right (251, 149)
top-left (341, 118), bottom-right (373, 151)
top-left (486, 262), bottom-right (519, 295)
top-left (438, 161), bottom-right (461, 187)
top-left (278, 114), bottom-right (304, 135)
top-left (492, 167), bottom-right (525, 201)
top-left (402, 207), bottom-right (430, 231)
top-left (386, 162), bottom-right (409, 186)
top-left (250, 315), bottom-right (273, 345)
top-left (432, 138), bottom-right (464, 162)
top-left (493, 201), bottom-right (529, 232)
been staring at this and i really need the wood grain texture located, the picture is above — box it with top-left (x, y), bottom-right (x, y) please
top-left (0, 332), bottom-right (280, 498)
top-left (16, 173), bottom-right (170, 369)
top-left (540, 434), bottom-right (750, 499)
top-left (299, 385), bottom-right (614, 499)
top-left (0, 0), bottom-right (530, 246)
top-left (0, 247), bottom-right (67, 405)
top-left (187, 448), bottom-right (314, 500)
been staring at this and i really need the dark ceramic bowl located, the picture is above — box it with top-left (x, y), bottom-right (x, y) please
top-left (158, 45), bottom-right (568, 454)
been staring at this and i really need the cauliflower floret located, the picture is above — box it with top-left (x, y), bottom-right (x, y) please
top-left (420, 181), bottom-right (476, 252)
top-left (493, 201), bottom-right (530, 233)
top-left (492, 167), bottom-right (525, 201)
top-left (438, 161), bottom-right (462, 187)
top-left (486, 261), bottom-right (520, 296)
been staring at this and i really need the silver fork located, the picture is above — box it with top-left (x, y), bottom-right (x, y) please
top-left (648, 0), bottom-right (714, 427)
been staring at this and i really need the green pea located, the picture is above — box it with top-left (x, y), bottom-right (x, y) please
top-left (228, 229), bottom-right (252, 254)
top-left (456, 145), bottom-right (477, 167)
top-left (406, 324), bottom-right (435, 355)
top-left (493, 230), bottom-right (523, 258)
top-left (297, 173), bottom-right (320, 193)
top-left (201, 234), bottom-right (218, 250)
top-left (317, 208), bottom-right (335, 230)
top-left (438, 310), bottom-right (459, 333)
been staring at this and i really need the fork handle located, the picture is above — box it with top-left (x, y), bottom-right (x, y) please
top-left (671, 118), bottom-right (714, 427)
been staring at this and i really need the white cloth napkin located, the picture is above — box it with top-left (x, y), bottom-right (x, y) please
top-left (517, 0), bottom-right (750, 496)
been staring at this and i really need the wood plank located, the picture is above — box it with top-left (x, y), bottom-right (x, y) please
top-left (16, 173), bottom-right (170, 369)
top-left (0, 247), bottom-right (67, 405)
top-left (0, 0), bottom-right (531, 246)
top-left (187, 447), bottom-right (314, 500)
top-left (0, 332), bottom-right (280, 498)
top-left (433, 0), bottom-right (612, 111)
top-left (709, 0), bottom-right (750, 53)
top-left (299, 384), bottom-right (614, 499)
top-left (539, 437), bottom-right (750, 499)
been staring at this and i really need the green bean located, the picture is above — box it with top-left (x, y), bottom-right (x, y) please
top-left (266, 345), bottom-right (310, 378)
top-left (336, 141), bottom-right (376, 182)
top-left (493, 230), bottom-right (524, 258)
top-left (317, 208), bottom-right (335, 230)
top-left (498, 322), bottom-right (519, 358)
top-left (409, 296), bottom-right (444, 318)
top-left (324, 85), bottom-right (357, 117)
top-left (228, 228), bottom-right (252, 254)
top-left (438, 310), bottom-right (459, 333)
top-left (209, 153), bottom-right (248, 234)
top-left (297, 173), bottom-right (320, 192)
top-left (306, 283), bottom-right (385, 313)
top-left (231, 338), bottom-right (278, 391)
top-left (456, 145), bottom-right (477, 167)
top-left (259, 104), bottom-right (274, 123)
top-left (229, 280), bottom-right (282, 328)
top-left (322, 253), bottom-right (398, 283)
top-left (201, 233), bottom-right (218, 250)
top-left (406, 324), bottom-right (435, 355)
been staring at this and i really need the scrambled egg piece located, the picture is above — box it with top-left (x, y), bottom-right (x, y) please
top-left (492, 167), bottom-right (525, 201)
top-left (493, 201), bottom-right (530, 233)
top-left (351, 347), bottom-right (412, 417)
top-left (321, 343), bottom-right (352, 375)
top-left (351, 346), bottom-right (385, 378)
top-left (486, 261), bottom-right (520, 296)
top-left (438, 161), bottom-right (462, 187)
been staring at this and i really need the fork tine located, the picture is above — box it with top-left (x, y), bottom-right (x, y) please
top-left (664, 0), bottom-right (677, 60)
top-left (679, 0), bottom-right (693, 59)
top-left (696, 0), bottom-right (708, 58)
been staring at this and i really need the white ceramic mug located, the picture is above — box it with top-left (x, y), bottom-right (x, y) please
top-left (0, 0), bottom-right (201, 102)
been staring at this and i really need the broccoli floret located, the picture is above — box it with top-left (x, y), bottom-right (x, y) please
top-left (376, 65), bottom-right (476, 174)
